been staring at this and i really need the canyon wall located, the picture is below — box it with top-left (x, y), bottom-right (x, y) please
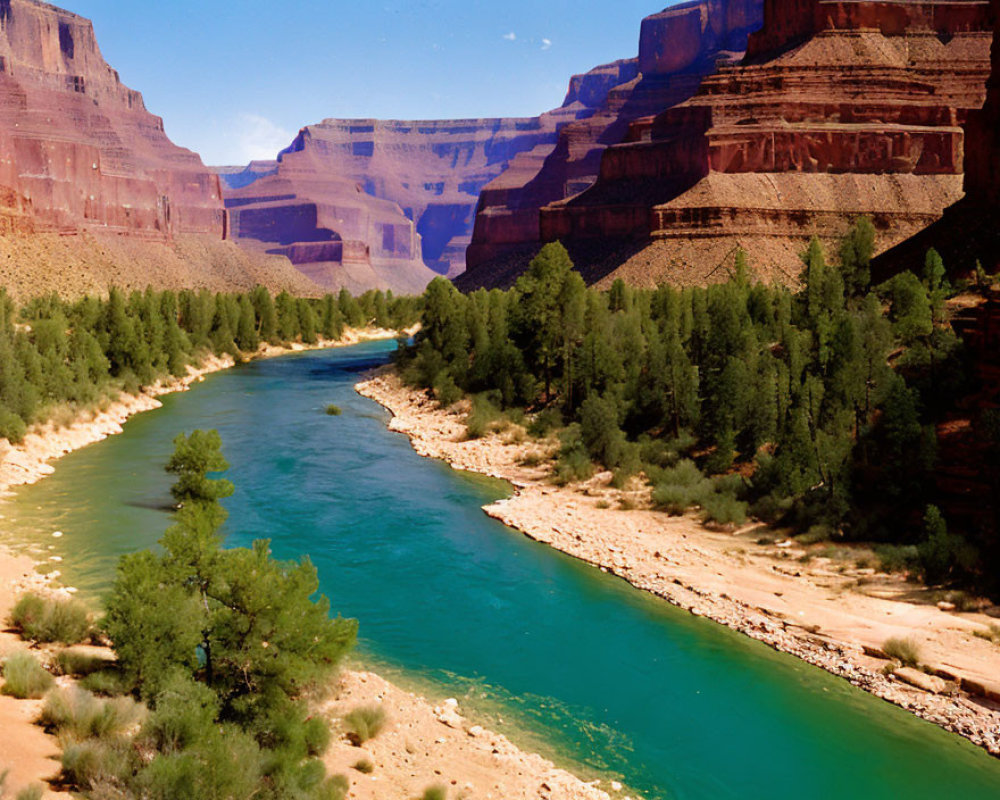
top-left (462, 0), bottom-right (766, 285)
top-left (218, 61), bottom-right (642, 294)
top-left (0, 0), bottom-right (319, 297)
top-left (0, 0), bottom-right (225, 238)
top-left (871, 0), bottom-right (1000, 280)
top-left (463, 0), bottom-right (995, 290)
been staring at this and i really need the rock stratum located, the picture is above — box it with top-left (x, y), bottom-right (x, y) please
top-left (871, 0), bottom-right (1000, 281)
top-left (461, 0), bottom-right (766, 286)
top-left (461, 0), bottom-right (995, 290)
top-left (218, 62), bottom-right (650, 295)
top-left (0, 0), bottom-right (319, 297)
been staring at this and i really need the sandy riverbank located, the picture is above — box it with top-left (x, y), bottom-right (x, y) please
top-left (0, 332), bottom-right (619, 800)
top-left (357, 370), bottom-right (1000, 758)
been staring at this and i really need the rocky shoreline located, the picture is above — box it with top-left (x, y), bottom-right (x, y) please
top-left (356, 370), bottom-right (1000, 759)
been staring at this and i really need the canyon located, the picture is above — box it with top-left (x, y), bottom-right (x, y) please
top-left (216, 63), bottom-right (653, 294)
top-left (0, 0), bottom-right (317, 297)
top-left (460, 0), bottom-right (996, 291)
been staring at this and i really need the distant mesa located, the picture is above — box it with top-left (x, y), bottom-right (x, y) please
top-left (460, 0), bottom-right (996, 291)
top-left (216, 61), bottom-right (640, 295)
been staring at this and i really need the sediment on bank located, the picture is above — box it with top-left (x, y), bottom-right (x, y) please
top-left (357, 370), bottom-right (1000, 758)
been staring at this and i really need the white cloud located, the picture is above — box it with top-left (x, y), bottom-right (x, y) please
top-left (502, 31), bottom-right (516, 41)
top-left (541, 38), bottom-right (552, 51)
top-left (235, 113), bottom-right (294, 163)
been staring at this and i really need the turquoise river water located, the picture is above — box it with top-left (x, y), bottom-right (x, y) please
top-left (3, 341), bottom-right (1000, 799)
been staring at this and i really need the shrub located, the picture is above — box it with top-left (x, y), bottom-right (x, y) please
top-left (432, 372), bottom-right (462, 408)
top-left (60, 739), bottom-right (134, 792)
top-left (343, 705), bottom-right (387, 745)
top-left (10, 594), bottom-right (91, 645)
top-left (353, 758), bottom-right (375, 774)
top-left (14, 787), bottom-right (42, 800)
top-left (141, 674), bottom-right (219, 753)
top-left (875, 544), bottom-right (920, 575)
top-left (527, 408), bottom-right (563, 439)
top-left (54, 650), bottom-right (109, 678)
top-left (883, 637), bottom-right (921, 668)
top-left (422, 785), bottom-right (448, 800)
top-left (80, 669), bottom-right (132, 697)
top-left (700, 492), bottom-right (748, 527)
top-left (465, 394), bottom-right (501, 440)
top-left (651, 484), bottom-right (693, 516)
top-left (651, 460), bottom-right (712, 514)
top-left (303, 714), bottom-right (332, 757)
top-left (974, 624), bottom-right (1000, 646)
top-left (41, 688), bottom-right (142, 741)
top-left (325, 404), bottom-right (342, 416)
top-left (554, 424), bottom-right (594, 485)
top-left (1, 652), bottom-right (54, 699)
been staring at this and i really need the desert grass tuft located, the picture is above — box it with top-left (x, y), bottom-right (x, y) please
top-left (54, 650), bottom-right (108, 678)
top-left (10, 594), bottom-right (91, 645)
top-left (40, 687), bottom-right (142, 741)
top-left (343, 705), bottom-right (387, 745)
top-left (353, 758), bottom-right (375, 774)
top-left (1, 652), bottom-right (54, 699)
top-left (883, 637), bottom-right (922, 668)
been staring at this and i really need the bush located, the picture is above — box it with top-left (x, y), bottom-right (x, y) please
top-left (651, 460), bottom-right (712, 514)
top-left (303, 714), bottom-right (332, 757)
top-left (60, 739), bottom-right (134, 792)
top-left (353, 758), bottom-right (375, 774)
top-left (40, 688), bottom-right (142, 741)
top-left (1, 652), bottom-right (54, 699)
top-left (883, 637), bottom-right (921, 668)
top-left (54, 650), bottom-right (109, 678)
top-left (554, 425), bottom-right (594, 485)
top-left (527, 408), bottom-right (563, 439)
top-left (974, 624), bottom-right (1000, 646)
top-left (325, 404), bottom-right (342, 416)
top-left (14, 787), bottom-right (43, 800)
top-left (422, 785), bottom-right (448, 800)
top-left (80, 669), bottom-right (132, 697)
top-left (10, 594), bottom-right (91, 645)
top-left (875, 544), bottom-right (920, 575)
top-left (465, 394), bottom-right (501, 440)
top-left (700, 492), bottom-right (748, 526)
top-left (343, 705), bottom-right (387, 745)
top-left (432, 372), bottom-right (462, 408)
top-left (141, 674), bottom-right (219, 753)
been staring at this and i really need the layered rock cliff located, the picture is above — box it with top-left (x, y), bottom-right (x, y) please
top-left (0, 0), bottom-right (224, 237)
top-left (0, 0), bottom-right (317, 297)
top-left (462, 0), bottom-right (765, 284)
top-left (218, 63), bottom-right (642, 294)
top-left (865, 0), bottom-right (1000, 282)
top-left (463, 0), bottom-right (995, 290)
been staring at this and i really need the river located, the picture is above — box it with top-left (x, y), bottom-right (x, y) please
top-left (4, 341), bottom-right (1000, 800)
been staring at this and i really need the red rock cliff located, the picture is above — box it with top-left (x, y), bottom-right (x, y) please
top-left (0, 0), bottom-right (225, 239)
top-left (220, 78), bottom-right (629, 292)
top-left (463, 0), bottom-right (765, 286)
top-left (528, 0), bottom-right (994, 289)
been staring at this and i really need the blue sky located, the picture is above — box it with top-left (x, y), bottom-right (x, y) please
top-left (66, 0), bottom-right (666, 166)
